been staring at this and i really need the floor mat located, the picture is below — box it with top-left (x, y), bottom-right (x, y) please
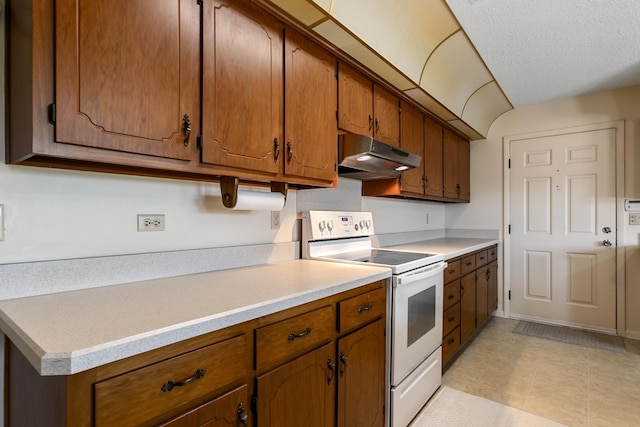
top-left (513, 320), bottom-right (625, 353)
top-left (411, 387), bottom-right (566, 427)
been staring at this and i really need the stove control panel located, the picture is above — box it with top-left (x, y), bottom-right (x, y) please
top-left (302, 211), bottom-right (374, 240)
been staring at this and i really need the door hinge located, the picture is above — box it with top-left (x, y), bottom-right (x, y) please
top-left (196, 135), bottom-right (203, 151)
top-left (508, 224), bottom-right (511, 234)
top-left (508, 158), bottom-right (511, 168)
top-left (508, 290), bottom-right (511, 300)
top-left (48, 103), bottom-right (56, 124)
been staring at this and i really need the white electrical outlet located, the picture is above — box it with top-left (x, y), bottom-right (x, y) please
top-left (0, 204), bottom-right (4, 241)
top-left (630, 213), bottom-right (640, 225)
top-left (271, 211), bottom-right (280, 230)
top-left (137, 214), bottom-right (165, 232)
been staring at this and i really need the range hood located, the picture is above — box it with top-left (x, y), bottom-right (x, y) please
top-left (338, 134), bottom-right (422, 180)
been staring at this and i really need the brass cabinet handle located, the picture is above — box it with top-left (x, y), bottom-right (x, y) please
top-left (339, 349), bottom-right (347, 377)
top-left (448, 338), bottom-right (455, 344)
top-left (237, 403), bottom-right (248, 425)
top-left (288, 327), bottom-right (312, 341)
top-left (182, 114), bottom-right (192, 147)
top-left (358, 303), bottom-right (373, 313)
top-left (161, 368), bottom-right (206, 392)
top-left (286, 141), bottom-right (293, 164)
top-left (368, 115), bottom-right (373, 131)
top-left (273, 137), bottom-right (280, 163)
top-left (327, 356), bottom-right (335, 384)
top-left (448, 317), bottom-right (455, 322)
top-left (447, 294), bottom-right (455, 300)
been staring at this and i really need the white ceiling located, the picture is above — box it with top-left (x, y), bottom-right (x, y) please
top-left (446, 0), bottom-right (640, 107)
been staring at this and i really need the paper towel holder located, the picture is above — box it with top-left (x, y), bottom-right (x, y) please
top-left (220, 176), bottom-right (288, 209)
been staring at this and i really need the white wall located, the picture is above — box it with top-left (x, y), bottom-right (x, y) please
top-left (448, 85), bottom-right (640, 338)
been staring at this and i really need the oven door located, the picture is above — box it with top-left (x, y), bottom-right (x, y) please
top-left (391, 261), bottom-right (445, 386)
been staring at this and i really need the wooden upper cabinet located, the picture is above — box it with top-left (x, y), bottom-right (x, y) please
top-left (424, 117), bottom-right (444, 198)
top-left (201, 0), bottom-right (283, 174)
top-left (55, 0), bottom-right (200, 160)
top-left (443, 128), bottom-right (470, 201)
top-left (399, 102), bottom-right (424, 195)
top-left (283, 29), bottom-right (337, 183)
top-left (338, 62), bottom-right (374, 136)
top-left (373, 85), bottom-right (400, 146)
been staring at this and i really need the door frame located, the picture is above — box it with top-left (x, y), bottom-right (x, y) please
top-left (502, 121), bottom-right (626, 335)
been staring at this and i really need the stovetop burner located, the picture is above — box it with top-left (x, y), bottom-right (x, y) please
top-left (326, 249), bottom-right (439, 266)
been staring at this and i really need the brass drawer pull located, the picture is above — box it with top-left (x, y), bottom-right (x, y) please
top-left (288, 327), bottom-right (312, 341)
top-left (358, 304), bottom-right (373, 313)
top-left (161, 368), bottom-right (206, 392)
top-left (448, 338), bottom-right (455, 344)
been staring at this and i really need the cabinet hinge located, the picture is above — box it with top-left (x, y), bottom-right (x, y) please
top-left (251, 394), bottom-right (258, 415)
top-left (508, 290), bottom-right (511, 300)
top-left (48, 103), bottom-right (56, 124)
top-left (196, 135), bottom-right (203, 151)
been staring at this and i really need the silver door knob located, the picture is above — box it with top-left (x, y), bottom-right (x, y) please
top-left (602, 227), bottom-right (612, 234)
top-left (603, 239), bottom-right (612, 247)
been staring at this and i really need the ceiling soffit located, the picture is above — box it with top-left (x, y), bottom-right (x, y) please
top-left (263, 0), bottom-right (514, 139)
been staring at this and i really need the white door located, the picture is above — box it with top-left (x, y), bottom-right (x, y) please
top-left (509, 127), bottom-right (617, 332)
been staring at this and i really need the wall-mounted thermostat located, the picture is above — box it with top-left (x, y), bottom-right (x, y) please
top-left (624, 199), bottom-right (640, 212)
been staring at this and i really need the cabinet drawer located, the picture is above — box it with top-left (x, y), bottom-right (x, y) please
top-left (256, 305), bottom-right (334, 370)
top-left (95, 334), bottom-right (247, 427)
top-left (443, 302), bottom-right (460, 337)
top-left (443, 280), bottom-right (460, 311)
top-left (487, 245), bottom-right (498, 263)
top-left (338, 287), bottom-right (385, 333)
top-left (476, 250), bottom-right (488, 267)
top-left (442, 327), bottom-right (460, 364)
top-left (444, 260), bottom-right (461, 284)
top-left (461, 254), bottom-right (476, 276)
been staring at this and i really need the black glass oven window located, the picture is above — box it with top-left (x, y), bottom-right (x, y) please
top-left (407, 285), bottom-right (436, 347)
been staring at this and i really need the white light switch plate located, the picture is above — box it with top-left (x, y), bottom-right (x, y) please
top-left (630, 213), bottom-right (640, 225)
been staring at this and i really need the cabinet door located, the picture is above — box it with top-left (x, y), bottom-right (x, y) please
top-left (55, 0), bottom-right (199, 160)
top-left (337, 319), bottom-right (385, 427)
top-left (487, 260), bottom-right (498, 314)
top-left (201, 0), bottom-right (283, 174)
top-left (257, 342), bottom-right (335, 427)
top-left (284, 29), bottom-right (337, 182)
top-left (424, 117), bottom-right (444, 198)
top-left (338, 63), bottom-right (373, 136)
top-left (460, 273), bottom-right (476, 343)
top-left (158, 385), bottom-right (249, 427)
top-left (399, 102), bottom-right (425, 195)
top-left (443, 128), bottom-right (460, 199)
top-left (457, 137), bottom-right (471, 201)
top-left (373, 85), bottom-right (400, 146)
top-left (476, 267), bottom-right (489, 326)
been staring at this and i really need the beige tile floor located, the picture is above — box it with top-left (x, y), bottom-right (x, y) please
top-left (442, 317), bottom-right (640, 427)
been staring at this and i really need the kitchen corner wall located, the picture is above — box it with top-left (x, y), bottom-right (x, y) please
top-left (447, 85), bottom-right (640, 339)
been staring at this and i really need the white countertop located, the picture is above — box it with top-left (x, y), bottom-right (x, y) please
top-left (0, 260), bottom-right (390, 376)
top-left (385, 237), bottom-right (499, 260)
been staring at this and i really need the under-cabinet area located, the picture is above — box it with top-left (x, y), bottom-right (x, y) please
top-left (0, 261), bottom-right (389, 427)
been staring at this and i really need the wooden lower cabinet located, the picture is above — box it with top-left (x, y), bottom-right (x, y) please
top-left (460, 272), bottom-right (476, 343)
top-left (257, 342), bottom-right (336, 427)
top-left (6, 280), bottom-right (386, 426)
top-left (442, 245), bottom-right (498, 366)
top-left (158, 385), bottom-right (249, 427)
top-left (337, 319), bottom-right (385, 427)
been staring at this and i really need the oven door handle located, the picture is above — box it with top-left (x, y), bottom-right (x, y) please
top-left (394, 261), bottom-right (447, 287)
